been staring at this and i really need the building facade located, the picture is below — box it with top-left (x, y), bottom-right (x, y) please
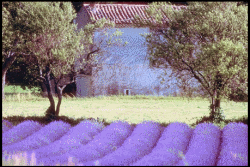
top-left (74, 2), bottom-right (195, 97)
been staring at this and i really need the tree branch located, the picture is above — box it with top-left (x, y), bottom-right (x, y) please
top-left (196, 71), bottom-right (210, 90)
top-left (2, 51), bottom-right (16, 75)
top-left (59, 80), bottom-right (75, 87)
top-left (86, 48), bottom-right (101, 61)
top-left (38, 76), bottom-right (45, 81)
top-left (181, 58), bottom-right (212, 97)
top-left (57, 85), bottom-right (67, 92)
top-left (54, 72), bottom-right (76, 94)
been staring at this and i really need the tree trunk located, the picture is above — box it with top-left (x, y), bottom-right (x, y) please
top-left (55, 85), bottom-right (66, 116)
top-left (209, 89), bottom-right (221, 120)
top-left (209, 72), bottom-right (223, 120)
top-left (2, 52), bottom-right (17, 99)
top-left (215, 92), bottom-right (220, 110)
top-left (2, 71), bottom-right (7, 99)
top-left (44, 66), bottom-right (56, 118)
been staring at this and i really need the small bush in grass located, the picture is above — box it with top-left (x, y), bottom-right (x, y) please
top-left (213, 107), bottom-right (226, 124)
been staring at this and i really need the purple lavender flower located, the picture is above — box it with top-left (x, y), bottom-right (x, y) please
top-left (131, 122), bottom-right (193, 166)
top-left (216, 122), bottom-right (248, 166)
top-left (2, 120), bottom-right (42, 146)
top-left (82, 121), bottom-right (163, 166)
top-left (2, 121), bottom-right (71, 155)
top-left (2, 120), bottom-right (13, 133)
top-left (23, 120), bottom-right (105, 163)
top-left (37, 120), bottom-right (134, 166)
top-left (175, 122), bottom-right (221, 166)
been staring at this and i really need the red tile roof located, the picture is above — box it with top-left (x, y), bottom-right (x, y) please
top-left (83, 3), bottom-right (186, 25)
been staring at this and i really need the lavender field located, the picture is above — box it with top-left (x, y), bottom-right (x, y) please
top-left (2, 119), bottom-right (248, 166)
top-left (2, 91), bottom-right (248, 166)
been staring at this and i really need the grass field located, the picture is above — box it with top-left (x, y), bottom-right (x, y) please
top-left (4, 85), bottom-right (40, 94)
top-left (2, 86), bottom-right (248, 129)
top-left (2, 85), bottom-right (248, 166)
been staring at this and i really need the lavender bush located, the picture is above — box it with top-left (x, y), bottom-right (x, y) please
top-left (2, 121), bottom-right (71, 155)
top-left (2, 120), bottom-right (43, 146)
top-left (2, 119), bottom-right (247, 166)
top-left (83, 121), bottom-right (163, 166)
top-left (37, 121), bottom-right (135, 166)
top-left (2, 120), bottom-right (13, 133)
top-left (216, 122), bottom-right (248, 166)
top-left (22, 120), bottom-right (105, 163)
top-left (131, 122), bottom-right (193, 166)
top-left (175, 123), bottom-right (221, 166)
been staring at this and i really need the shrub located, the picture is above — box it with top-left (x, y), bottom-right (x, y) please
top-left (2, 121), bottom-right (71, 155)
top-left (37, 121), bottom-right (135, 166)
top-left (216, 122), bottom-right (248, 166)
top-left (229, 88), bottom-right (248, 102)
top-left (23, 120), bottom-right (105, 162)
top-left (2, 120), bottom-right (14, 133)
top-left (175, 123), bottom-right (221, 166)
top-left (213, 107), bottom-right (226, 124)
top-left (2, 120), bottom-right (42, 146)
top-left (84, 121), bottom-right (163, 166)
top-left (131, 122), bottom-right (193, 166)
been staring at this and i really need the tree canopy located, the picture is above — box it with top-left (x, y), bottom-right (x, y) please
top-left (2, 2), bottom-right (122, 120)
top-left (2, 2), bottom-right (31, 99)
top-left (134, 2), bottom-right (248, 122)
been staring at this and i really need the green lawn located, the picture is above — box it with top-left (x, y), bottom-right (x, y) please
top-left (4, 85), bottom-right (40, 93)
top-left (2, 88), bottom-right (248, 130)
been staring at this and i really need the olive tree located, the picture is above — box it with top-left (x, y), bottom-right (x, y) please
top-left (9, 2), bottom-right (122, 120)
top-left (134, 2), bottom-right (248, 122)
top-left (2, 2), bottom-right (30, 99)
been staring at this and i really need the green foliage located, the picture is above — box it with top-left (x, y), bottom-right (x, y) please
top-left (6, 55), bottom-right (42, 90)
top-left (2, 4), bottom-right (12, 54)
top-left (2, 2), bottom-right (25, 57)
top-left (4, 85), bottom-right (40, 93)
top-left (14, 2), bottom-right (83, 78)
top-left (134, 2), bottom-right (248, 113)
top-left (3, 2), bottom-right (121, 93)
top-left (2, 2), bottom-right (77, 94)
top-left (229, 88), bottom-right (248, 102)
top-left (209, 106), bottom-right (226, 124)
top-left (10, 2), bottom-right (121, 78)
top-left (3, 1), bottom-right (125, 87)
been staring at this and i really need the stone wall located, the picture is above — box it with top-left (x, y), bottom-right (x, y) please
top-left (91, 63), bottom-right (180, 97)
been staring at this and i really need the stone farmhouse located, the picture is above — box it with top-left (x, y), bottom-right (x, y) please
top-left (40, 2), bottom-right (199, 98)
top-left (73, 2), bottom-right (195, 98)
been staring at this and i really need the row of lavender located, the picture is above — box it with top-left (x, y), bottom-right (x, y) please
top-left (2, 119), bottom-right (248, 166)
